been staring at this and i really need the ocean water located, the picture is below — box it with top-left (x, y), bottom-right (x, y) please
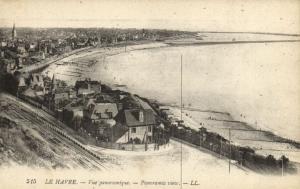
top-left (90, 42), bottom-right (300, 140)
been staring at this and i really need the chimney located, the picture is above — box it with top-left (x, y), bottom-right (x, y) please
top-left (139, 111), bottom-right (144, 122)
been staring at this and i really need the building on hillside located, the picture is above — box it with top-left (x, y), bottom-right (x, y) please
top-left (29, 43), bottom-right (37, 52)
top-left (122, 109), bottom-right (155, 144)
top-left (17, 44), bottom-right (26, 54)
top-left (30, 73), bottom-right (44, 89)
top-left (82, 98), bottom-right (120, 141)
top-left (116, 95), bottom-right (158, 144)
top-left (75, 78), bottom-right (102, 96)
top-left (17, 76), bottom-right (27, 92)
top-left (35, 87), bottom-right (46, 96)
top-left (47, 74), bottom-right (77, 110)
top-left (68, 88), bottom-right (77, 99)
top-left (83, 100), bottom-right (119, 124)
top-left (1, 41), bottom-right (7, 48)
top-left (51, 88), bottom-right (69, 110)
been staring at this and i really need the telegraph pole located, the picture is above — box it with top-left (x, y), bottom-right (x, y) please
top-left (220, 139), bottom-right (222, 158)
top-left (281, 155), bottom-right (284, 176)
top-left (145, 115), bottom-right (148, 151)
top-left (229, 128), bottom-right (231, 174)
top-left (180, 54), bottom-right (183, 189)
top-left (111, 127), bottom-right (114, 148)
top-left (145, 129), bottom-right (148, 151)
top-left (125, 36), bottom-right (127, 52)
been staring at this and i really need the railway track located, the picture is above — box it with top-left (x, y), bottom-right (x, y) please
top-left (2, 94), bottom-right (117, 170)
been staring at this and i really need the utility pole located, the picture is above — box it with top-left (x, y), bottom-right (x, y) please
top-left (145, 129), bottom-right (148, 151)
top-left (111, 127), bottom-right (114, 148)
top-left (144, 110), bottom-right (148, 151)
top-left (180, 54), bottom-right (183, 189)
top-left (157, 128), bottom-right (160, 150)
top-left (229, 128), bottom-right (231, 174)
top-left (281, 155), bottom-right (284, 176)
top-left (220, 139), bottom-right (222, 158)
top-left (125, 36), bottom-right (127, 52)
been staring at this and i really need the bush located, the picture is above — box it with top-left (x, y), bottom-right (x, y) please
top-left (133, 137), bottom-right (141, 144)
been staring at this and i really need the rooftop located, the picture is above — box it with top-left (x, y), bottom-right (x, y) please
top-left (123, 109), bottom-right (156, 127)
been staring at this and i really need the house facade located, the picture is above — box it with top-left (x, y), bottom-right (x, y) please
top-left (30, 73), bottom-right (44, 89)
top-left (75, 79), bottom-right (102, 96)
top-left (84, 101), bottom-right (119, 123)
top-left (82, 99), bottom-right (119, 140)
top-left (122, 109), bottom-right (155, 144)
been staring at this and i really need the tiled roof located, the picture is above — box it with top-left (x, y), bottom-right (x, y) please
top-left (124, 109), bottom-right (156, 127)
top-left (132, 96), bottom-right (153, 110)
top-left (89, 103), bottom-right (118, 120)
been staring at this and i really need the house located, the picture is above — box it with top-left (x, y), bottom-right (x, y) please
top-left (68, 88), bottom-right (77, 99)
top-left (115, 95), bottom-right (158, 144)
top-left (84, 100), bottom-right (118, 124)
top-left (0, 41), bottom-right (7, 47)
top-left (82, 99), bottom-right (120, 140)
top-left (51, 88), bottom-right (70, 110)
top-left (30, 73), bottom-right (44, 89)
top-left (53, 89), bottom-right (69, 102)
top-left (48, 75), bottom-right (76, 110)
top-left (17, 44), bottom-right (26, 54)
top-left (18, 76), bottom-right (27, 92)
top-left (35, 87), bottom-right (45, 96)
top-left (75, 78), bottom-right (102, 96)
top-left (29, 43), bottom-right (37, 51)
top-left (122, 109), bottom-right (155, 143)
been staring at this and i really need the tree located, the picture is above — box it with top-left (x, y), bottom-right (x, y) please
top-left (265, 155), bottom-right (277, 167)
top-left (0, 72), bottom-right (18, 94)
top-left (280, 155), bottom-right (289, 168)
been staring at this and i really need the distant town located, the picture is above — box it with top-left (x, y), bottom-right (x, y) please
top-left (0, 24), bottom-right (195, 72)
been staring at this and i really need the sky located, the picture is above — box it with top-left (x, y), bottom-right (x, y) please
top-left (0, 0), bottom-right (299, 34)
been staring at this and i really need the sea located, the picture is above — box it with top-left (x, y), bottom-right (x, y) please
top-left (88, 42), bottom-right (300, 141)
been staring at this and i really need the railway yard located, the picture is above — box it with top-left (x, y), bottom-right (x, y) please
top-left (0, 93), bottom-right (117, 170)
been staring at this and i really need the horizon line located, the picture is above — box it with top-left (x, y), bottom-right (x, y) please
top-left (0, 26), bottom-right (299, 37)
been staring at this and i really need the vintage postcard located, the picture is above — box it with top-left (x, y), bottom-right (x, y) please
top-left (0, 0), bottom-right (299, 189)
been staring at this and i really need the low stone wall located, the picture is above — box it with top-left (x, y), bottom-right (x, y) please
top-left (95, 141), bottom-right (156, 152)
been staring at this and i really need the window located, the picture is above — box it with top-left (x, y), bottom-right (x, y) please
top-left (95, 112), bottom-right (101, 118)
top-left (131, 127), bottom-right (136, 133)
top-left (107, 112), bottom-right (113, 119)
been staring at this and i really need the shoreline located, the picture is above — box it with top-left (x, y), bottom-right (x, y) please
top-left (38, 39), bottom-right (300, 151)
top-left (2, 39), bottom-right (300, 173)
top-left (165, 39), bottom-right (300, 47)
top-left (41, 40), bottom-right (300, 144)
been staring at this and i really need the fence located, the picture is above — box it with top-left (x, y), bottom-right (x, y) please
top-left (167, 124), bottom-right (297, 174)
top-left (95, 141), bottom-right (156, 152)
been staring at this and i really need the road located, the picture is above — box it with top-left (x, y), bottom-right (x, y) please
top-left (18, 46), bottom-right (94, 73)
